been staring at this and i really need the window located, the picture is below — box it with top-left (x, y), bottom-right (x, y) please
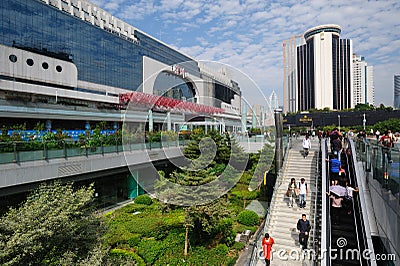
top-left (26, 58), bottom-right (34, 66)
top-left (9, 54), bottom-right (17, 63)
top-left (56, 65), bottom-right (62, 72)
top-left (42, 62), bottom-right (49, 69)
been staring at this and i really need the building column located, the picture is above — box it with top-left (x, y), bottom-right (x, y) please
top-left (252, 111), bottom-right (257, 128)
top-left (148, 109), bottom-right (153, 132)
top-left (241, 103), bottom-right (247, 133)
top-left (274, 109), bottom-right (283, 172)
top-left (45, 120), bottom-right (52, 131)
top-left (167, 111), bottom-right (171, 131)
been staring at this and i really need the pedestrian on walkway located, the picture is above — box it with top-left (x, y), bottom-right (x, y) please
top-left (287, 178), bottom-right (297, 208)
top-left (262, 233), bottom-right (275, 266)
top-left (298, 178), bottom-right (308, 208)
top-left (302, 134), bottom-right (311, 158)
top-left (379, 130), bottom-right (394, 163)
top-left (297, 214), bottom-right (311, 250)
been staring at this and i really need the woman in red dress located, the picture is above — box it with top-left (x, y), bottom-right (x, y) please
top-left (262, 233), bottom-right (274, 265)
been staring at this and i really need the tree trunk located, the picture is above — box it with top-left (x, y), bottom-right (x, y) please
top-left (184, 225), bottom-right (189, 256)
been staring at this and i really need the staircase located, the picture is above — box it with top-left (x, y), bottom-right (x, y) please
top-left (257, 139), bottom-right (320, 265)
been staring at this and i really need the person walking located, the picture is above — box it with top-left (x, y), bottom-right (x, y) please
top-left (262, 233), bottom-right (275, 266)
top-left (297, 178), bottom-right (308, 208)
top-left (297, 214), bottom-right (311, 250)
top-left (379, 130), bottom-right (394, 163)
top-left (302, 134), bottom-right (311, 158)
top-left (288, 178), bottom-right (297, 208)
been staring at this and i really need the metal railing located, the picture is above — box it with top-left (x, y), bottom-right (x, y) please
top-left (0, 138), bottom-right (189, 164)
top-left (355, 138), bottom-right (399, 198)
top-left (248, 135), bottom-right (292, 266)
top-left (348, 139), bottom-right (373, 265)
top-left (311, 140), bottom-right (321, 265)
top-left (321, 139), bottom-right (330, 266)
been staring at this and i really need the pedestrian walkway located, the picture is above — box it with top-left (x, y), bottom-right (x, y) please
top-left (256, 138), bottom-right (319, 265)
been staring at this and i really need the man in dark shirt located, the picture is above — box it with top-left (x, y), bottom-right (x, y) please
top-left (297, 214), bottom-right (311, 250)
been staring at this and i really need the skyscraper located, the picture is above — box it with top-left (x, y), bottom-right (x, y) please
top-left (284, 24), bottom-right (353, 112)
top-left (353, 54), bottom-right (374, 106)
top-left (283, 35), bottom-right (303, 113)
top-left (395, 75), bottom-right (400, 109)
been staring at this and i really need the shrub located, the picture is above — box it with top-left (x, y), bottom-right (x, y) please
top-left (127, 234), bottom-right (141, 247)
top-left (215, 244), bottom-right (229, 256)
top-left (134, 195), bottom-right (152, 205)
top-left (237, 210), bottom-right (259, 226)
top-left (231, 242), bottom-right (245, 251)
top-left (137, 238), bottom-right (166, 265)
top-left (108, 248), bottom-right (145, 266)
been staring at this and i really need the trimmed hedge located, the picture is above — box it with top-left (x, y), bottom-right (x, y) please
top-left (237, 210), bottom-right (259, 226)
top-left (134, 195), bottom-right (152, 205)
top-left (108, 248), bottom-right (145, 266)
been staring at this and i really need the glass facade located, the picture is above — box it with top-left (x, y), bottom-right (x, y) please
top-left (153, 71), bottom-right (195, 100)
top-left (297, 39), bottom-right (314, 111)
top-left (0, 0), bottom-right (199, 92)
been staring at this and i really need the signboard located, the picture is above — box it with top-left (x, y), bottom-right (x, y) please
top-left (172, 65), bottom-right (186, 78)
top-left (299, 115), bottom-right (312, 123)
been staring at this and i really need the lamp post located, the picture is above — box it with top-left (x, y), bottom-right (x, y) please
top-left (363, 113), bottom-right (366, 131)
top-left (338, 115), bottom-right (341, 132)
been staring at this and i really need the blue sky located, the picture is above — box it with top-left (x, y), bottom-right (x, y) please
top-left (92, 0), bottom-right (400, 107)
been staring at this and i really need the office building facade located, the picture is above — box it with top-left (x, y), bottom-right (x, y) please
top-left (353, 54), bottom-right (374, 106)
top-left (282, 35), bottom-right (303, 113)
top-left (284, 24), bottom-right (354, 112)
top-left (395, 75), bottom-right (400, 109)
top-left (0, 0), bottom-right (242, 131)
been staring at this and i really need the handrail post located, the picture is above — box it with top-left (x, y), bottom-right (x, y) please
top-left (43, 141), bottom-right (47, 160)
top-left (13, 141), bottom-right (17, 163)
top-left (63, 141), bottom-right (67, 158)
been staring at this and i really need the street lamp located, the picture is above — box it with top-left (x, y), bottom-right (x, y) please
top-left (363, 113), bottom-right (366, 131)
top-left (338, 115), bottom-right (341, 132)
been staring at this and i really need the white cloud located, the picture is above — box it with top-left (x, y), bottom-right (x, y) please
top-left (94, 0), bottom-right (400, 107)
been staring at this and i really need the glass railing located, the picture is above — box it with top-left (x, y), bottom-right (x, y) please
top-left (0, 139), bottom-right (189, 164)
top-left (354, 138), bottom-right (400, 199)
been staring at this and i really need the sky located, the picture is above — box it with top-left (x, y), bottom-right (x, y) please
top-left (91, 0), bottom-right (400, 107)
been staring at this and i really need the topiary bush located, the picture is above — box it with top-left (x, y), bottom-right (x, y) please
top-left (237, 210), bottom-right (259, 226)
top-left (134, 194), bottom-right (152, 205)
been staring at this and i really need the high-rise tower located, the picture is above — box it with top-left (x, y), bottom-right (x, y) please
top-left (290, 24), bottom-right (353, 112)
top-left (395, 75), bottom-right (400, 109)
top-left (353, 54), bottom-right (374, 106)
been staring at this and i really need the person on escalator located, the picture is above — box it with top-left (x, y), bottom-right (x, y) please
top-left (326, 192), bottom-right (343, 225)
top-left (344, 182), bottom-right (359, 215)
top-left (327, 155), bottom-right (341, 184)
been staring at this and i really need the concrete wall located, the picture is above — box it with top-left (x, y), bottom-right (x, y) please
top-left (0, 146), bottom-right (183, 190)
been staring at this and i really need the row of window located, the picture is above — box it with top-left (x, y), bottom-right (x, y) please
top-left (8, 54), bottom-right (63, 72)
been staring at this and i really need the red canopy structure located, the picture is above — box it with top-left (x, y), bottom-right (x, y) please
top-left (119, 92), bottom-right (224, 114)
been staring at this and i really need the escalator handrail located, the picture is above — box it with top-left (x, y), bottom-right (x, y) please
top-left (343, 139), bottom-right (366, 265)
top-left (349, 139), bottom-right (377, 266)
top-left (321, 139), bottom-right (330, 266)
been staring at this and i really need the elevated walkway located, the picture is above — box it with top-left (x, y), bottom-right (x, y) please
top-left (255, 138), bottom-right (320, 265)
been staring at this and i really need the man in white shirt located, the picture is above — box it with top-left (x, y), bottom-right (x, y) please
top-left (298, 178), bottom-right (308, 208)
top-left (302, 134), bottom-right (311, 158)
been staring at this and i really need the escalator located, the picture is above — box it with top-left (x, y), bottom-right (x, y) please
top-left (322, 138), bottom-right (372, 266)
